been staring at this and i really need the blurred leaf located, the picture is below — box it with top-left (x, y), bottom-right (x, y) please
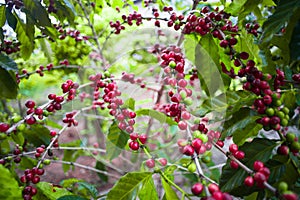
top-left (225, 0), bottom-right (248, 15)
top-left (11, 131), bottom-right (24, 146)
top-left (136, 109), bottom-right (177, 125)
top-left (61, 140), bottom-right (82, 173)
top-left (5, 8), bottom-right (17, 30)
top-left (138, 176), bottom-right (159, 200)
top-left (106, 121), bottom-right (129, 160)
top-left (122, 98), bottom-right (135, 110)
top-left (54, 0), bottom-right (76, 24)
top-left (0, 165), bottom-right (22, 199)
top-left (23, 0), bottom-right (52, 27)
top-left (15, 12), bottom-right (34, 60)
top-left (260, 0), bottom-right (300, 44)
top-left (57, 196), bottom-right (88, 200)
top-left (0, 67), bottom-right (18, 99)
top-left (0, 53), bottom-right (18, 71)
top-left (161, 177), bottom-right (179, 200)
top-left (95, 161), bottom-right (108, 182)
top-left (110, 0), bottom-right (124, 8)
top-left (60, 178), bottom-right (82, 188)
top-left (0, 6), bottom-right (6, 27)
top-left (0, 139), bottom-right (10, 154)
top-left (107, 172), bottom-right (152, 200)
top-left (23, 124), bottom-right (51, 147)
top-left (220, 138), bottom-right (278, 196)
top-left (233, 121), bottom-right (262, 146)
top-left (290, 21), bottom-right (300, 61)
top-left (35, 182), bottom-right (73, 200)
top-left (44, 119), bottom-right (63, 129)
top-left (77, 182), bottom-right (98, 199)
top-left (282, 90), bottom-right (296, 110)
top-left (19, 156), bottom-right (37, 170)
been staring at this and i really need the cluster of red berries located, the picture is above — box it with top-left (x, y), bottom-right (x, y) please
top-left (191, 182), bottom-right (232, 200)
top-left (145, 157), bottom-right (167, 168)
top-left (121, 72), bottom-right (146, 88)
top-left (128, 133), bottom-right (147, 151)
top-left (12, 144), bottom-right (23, 163)
top-left (0, 40), bottom-right (20, 54)
top-left (292, 73), bottom-right (300, 83)
top-left (61, 79), bottom-right (79, 100)
top-left (228, 144), bottom-right (245, 169)
top-left (54, 25), bottom-right (89, 41)
top-left (245, 22), bottom-right (260, 37)
top-left (244, 160), bottom-right (270, 188)
top-left (110, 11), bottom-right (143, 34)
top-left (46, 94), bottom-right (64, 112)
top-left (62, 111), bottom-right (78, 127)
top-left (20, 166), bottom-right (45, 200)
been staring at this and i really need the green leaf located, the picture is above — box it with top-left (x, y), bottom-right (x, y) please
top-left (135, 109), bottom-right (177, 125)
top-left (107, 172), bottom-right (153, 200)
top-left (0, 165), bottom-right (22, 199)
top-left (60, 178), bottom-right (82, 188)
top-left (0, 53), bottom-right (18, 71)
top-left (23, 0), bottom-right (52, 27)
top-left (0, 67), bottom-right (18, 99)
top-left (54, 0), bottom-right (76, 24)
top-left (225, 0), bottom-right (248, 15)
top-left (44, 119), bottom-right (63, 129)
top-left (0, 5), bottom-right (6, 27)
top-left (110, 0), bottom-right (124, 8)
top-left (260, 0), bottom-right (300, 44)
top-left (11, 131), bottom-right (24, 145)
top-left (77, 182), bottom-right (98, 199)
top-left (220, 138), bottom-right (278, 196)
top-left (161, 177), bottom-right (180, 200)
top-left (0, 139), bottom-right (10, 154)
top-left (61, 140), bottom-right (82, 173)
top-left (19, 156), bottom-right (37, 170)
top-left (95, 161), bottom-right (108, 182)
top-left (36, 182), bottom-right (73, 200)
top-left (15, 13), bottom-right (34, 60)
top-left (106, 121), bottom-right (129, 160)
top-left (138, 176), bottom-right (159, 200)
top-left (122, 98), bottom-right (135, 110)
top-left (23, 124), bottom-right (51, 146)
top-left (5, 8), bottom-right (17, 30)
top-left (237, 29), bottom-right (261, 63)
top-left (57, 196), bottom-right (88, 200)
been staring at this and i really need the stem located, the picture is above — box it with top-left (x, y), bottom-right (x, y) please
top-left (50, 160), bottom-right (120, 179)
top-left (51, 146), bottom-right (106, 153)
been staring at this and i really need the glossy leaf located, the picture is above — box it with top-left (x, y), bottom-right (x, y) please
top-left (0, 5), bottom-right (6, 27)
top-left (57, 196), bottom-right (88, 200)
top-left (23, 124), bottom-right (51, 146)
top-left (106, 121), bottom-right (129, 160)
top-left (138, 176), bottom-right (159, 200)
top-left (0, 53), bottom-right (18, 71)
top-left (5, 7), bottom-right (17, 30)
top-left (136, 109), bottom-right (177, 125)
top-left (11, 131), bottom-right (24, 145)
top-left (77, 182), bottom-right (98, 199)
top-left (35, 182), bottom-right (73, 200)
top-left (220, 138), bottom-right (278, 196)
top-left (260, 0), bottom-right (300, 44)
top-left (225, 0), bottom-right (248, 16)
top-left (0, 67), bottom-right (18, 99)
top-left (95, 161), bottom-right (108, 182)
top-left (107, 172), bottom-right (152, 200)
top-left (161, 177), bottom-right (180, 200)
top-left (122, 98), bottom-right (135, 110)
top-left (15, 13), bottom-right (34, 60)
top-left (60, 178), bottom-right (82, 188)
top-left (19, 156), bottom-right (37, 170)
top-left (0, 165), bottom-right (22, 199)
top-left (23, 0), bottom-right (52, 27)
top-left (54, 0), bottom-right (76, 24)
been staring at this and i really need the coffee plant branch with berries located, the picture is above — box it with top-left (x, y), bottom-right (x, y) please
top-left (0, 0), bottom-right (299, 199)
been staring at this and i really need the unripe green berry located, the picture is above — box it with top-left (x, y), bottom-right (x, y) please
top-left (286, 133), bottom-right (296, 143)
top-left (188, 162), bottom-right (197, 173)
top-left (169, 61), bottom-right (176, 69)
top-left (43, 159), bottom-right (51, 165)
top-left (278, 181), bottom-right (288, 193)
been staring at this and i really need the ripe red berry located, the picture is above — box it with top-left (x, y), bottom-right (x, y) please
top-left (277, 145), bottom-right (289, 155)
top-left (158, 158), bottom-right (167, 166)
top-left (129, 111), bottom-right (136, 118)
top-left (244, 176), bottom-right (254, 187)
top-left (0, 123), bottom-right (10, 132)
top-left (129, 133), bottom-right (139, 141)
top-left (216, 140), bottom-right (224, 147)
top-left (191, 183), bottom-right (204, 195)
top-left (26, 116), bottom-right (36, 125)
top-left (230, 160), bottom-right (239, 169)
top-left (183, 145), bottom-right (194, 156)
top-left (208, 183), bottom-right (220, 195)
top-left (192, 138), bottom-right (202, 151)
top-left (213, 191), bottom-right (224, 200)
top-left (129, 141), bottom-right (139, 150)
top-left (254, 172), bottom-right (266, 183)
top-left (145, 159), bottom-right (155, 168)
top-left (25, 100), bottom-right (35, 108)
top-left (139, 134), bottom-right (147, 144)
top-left (31, 175), bottom-right (40, 184)
top-left (240, 52), bottom-right (249, 60)
top-left (229, 144), bottom-right (238, 154)
top-left (253, 160), bottom-right (264, 171)
top-left (178, 121), bottom-right (187, 130)
top-left (234, 151), bottom-right (245, 160)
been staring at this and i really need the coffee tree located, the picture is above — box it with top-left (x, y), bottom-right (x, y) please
top-left (0, 0), bottom-right (299, 199)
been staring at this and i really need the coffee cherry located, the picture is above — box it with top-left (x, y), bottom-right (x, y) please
top-left (230, 160), bottom-right (239, 169)
top-left (234, 151), bottom-right (245, 160)
top-left (192, 138), bottom-right (202, 150)
top-left (253, 172), bottom-right (266, 183)
top-left (0, 123), bottom-right (10, 132)
top-left (286, 133), bottom-right (296, 143)
top-left (158, 158), bottom-right (167, 166)
top-left (139, 134), bottom-right (147, 144)
top-left (191, 183), bottom-right (203, 195)
top-left (183, 145), bottom-right (194, 156)
top-left (283, 191), bottom-right (298, 200)
top-left (25, 100), bottom-right (35, 108)
top-left (188, 162), bottom-right (196, 172)
top-left (145, 159), bottom-right (155, 168)
top-left (277, 145), bottom-right (289, 155)
top-left (208, 183), bottom-right (219, 194)
top-left (31, 175), bottom-right (40, 184)
top-left (43, 159), bottom-right (51, 165)
top-left (130, 133), bottom-right (139, 141)
top-left (129, 141), bottom-right (139, 150)
top-left (253, 160), bottom-right (264, 171)
top-left (278, 181), bottom-right (288, 193)
top-left (213, 191), bottom-right (224, 200)
top-left (178, 121), bottom-right (187, 130)
top-left (197, 134), bottom-right (208, 143)
top-left (244, 176), bottom-right (254, 187)
top-left (229, 144), bottom-right (238, 154)
top-left (216, 140), bottom-right (224, 147)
